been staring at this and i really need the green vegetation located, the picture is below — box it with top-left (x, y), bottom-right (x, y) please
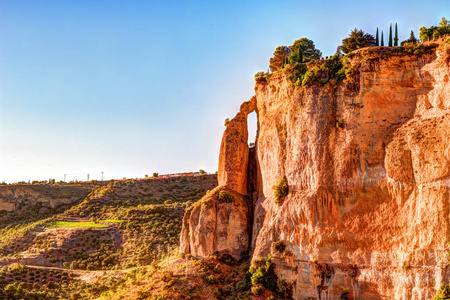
top-left (273, 176), bottom-right (289, 205)
top-left (394, 23), bottom-right (399, 47)
top-left (381, 30), bottom-right (384, 46)
top-left (389, 23), bottom-right (393, 47)
top-left (269, 46), bottom-right (290, 72)
top-left (382, 42), bottom-right (437, 57)
top-left (218, 190), bottom-right (234, 203)
top-left (376, 27), bottom-right (379, 46)
top-left (433, 284), bottom-right (450, 300)
top-left (401, 30), bottom-right (418, 46)
top-left (49, 221), bottom-right (109, 229)
top-left (0, 174), bottom-right (218, 299)
top-left (250, 257), bottom-right (277, 291)
top-left (288, 38), bottom-right (322, 64)
top-left (339, 28), bottom-right (376, 54)
top-left (420, 17), bottom-right (450, 41)
top-left (273, 240), bottom-right (286, 253)
top-left (254, 71), bottom-right (272, 84)
top-left (247, 255), bottom-right (292, 298)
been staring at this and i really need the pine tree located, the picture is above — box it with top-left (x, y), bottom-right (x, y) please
top-left (389, 23), bottom-right (393, 47)
top-left (381, 31), bottom-right (384, 46)
top-left (376, 27), bottom-right (379, 46)
top-left (394, 23), bottom-right (399, 47)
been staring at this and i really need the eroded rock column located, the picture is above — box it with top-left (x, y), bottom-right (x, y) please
top-left (180, 96), bottom-right (257, 258)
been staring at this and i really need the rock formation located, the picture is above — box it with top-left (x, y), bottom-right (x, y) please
top-left (180, 97), bottom-right (256, 258)
top-left (181, 40), bottom-right (450, 299)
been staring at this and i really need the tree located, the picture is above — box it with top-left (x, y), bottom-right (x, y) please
top-left (401, 30), bottom-right (417, 46)
top-left (381, 31), bottom-right (384, 46)
top-left (394, 23), bottom-right (399, 47)
top-left (419, 26), bottom-right (430, 42)
top-left (418, 17), bottom-right (450, 42)
top-left (376, 27), bottom-right (379, 46)
top-left (269, 46), bottom-right (289, 72)
top-left (339, 28), bottom-right (376, 54)
top-left (152, 172), bottom-right (158, 178)
top-left (288, 37), bottom-right (322, 64)
top-left (199, 169), bottom-right (206, 175)
top-left (409, 30), bottom-right (417, 42)
top-left (437, 17), bottom-right (450, 36)
top-left (389, 23), bottom-right (393, 47)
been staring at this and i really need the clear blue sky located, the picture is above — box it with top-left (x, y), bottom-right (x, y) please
top-left (0, 0), bottom-right (448, 182)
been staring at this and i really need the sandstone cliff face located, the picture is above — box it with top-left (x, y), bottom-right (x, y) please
top-left (251, 43), bottom-right (450, 300)
top-left (181, 41), bottom-right (450, 299)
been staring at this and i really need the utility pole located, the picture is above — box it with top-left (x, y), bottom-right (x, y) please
top-left (64, 174), bottom-right (66, 182)
top-left (101, 171), bottom-right (104, 181)
top-left (87, 174), bottom-right (90, 181)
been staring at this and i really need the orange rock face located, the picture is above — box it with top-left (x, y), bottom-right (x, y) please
top-left (252, 43), bottom-right (450, 299)
top-left (180, 187), bottom-right (250, 258)
top-left (181, 41), bottom-right (450, 299)
top-left (218, 96), bottom-right (257, 195)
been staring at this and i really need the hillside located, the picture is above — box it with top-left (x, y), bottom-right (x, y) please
top-left (0, 174), bottom-right (218, 299)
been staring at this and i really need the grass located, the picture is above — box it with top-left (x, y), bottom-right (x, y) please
top-left (49, 221), bottom-right (109, 229)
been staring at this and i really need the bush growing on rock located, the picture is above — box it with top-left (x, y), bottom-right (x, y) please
top-left (273, 240), bottom-right (286, 253)
top-left (218, 190), bottom-right (234, 203)
top-left (433, 283), bottom-right (450, 300)
top-left (273, 176), bottom-right (289, 205)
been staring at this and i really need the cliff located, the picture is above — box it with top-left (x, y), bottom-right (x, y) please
top-left (181, 40), bottom-right (450, 299)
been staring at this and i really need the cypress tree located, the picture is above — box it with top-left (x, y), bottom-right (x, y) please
top-left (409, 30), bottom-right (417, 42)
top-left (381, 31), bottom-right (384, 46)
top-left (389, 23), bottom-right (393, 47)
top-left (394, 23), bottom-right (399, 47)
top-left (376, 27), bottom-right (379, 46)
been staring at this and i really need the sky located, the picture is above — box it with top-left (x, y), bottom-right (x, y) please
top-left (0, 0), bottom-right (448, 183)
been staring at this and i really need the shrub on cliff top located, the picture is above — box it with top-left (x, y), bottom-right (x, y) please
top-left (287, 54), bottom-right (345, 88)
top-left (273, 176), bottom-right (288, 205)
top-left (254, 71), bottom-right (267, 84)
top-left (420, 17), bottom-right (450, 42)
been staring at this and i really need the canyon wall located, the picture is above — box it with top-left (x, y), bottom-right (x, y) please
top-left (181, 41), bottom-right (450, 299)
